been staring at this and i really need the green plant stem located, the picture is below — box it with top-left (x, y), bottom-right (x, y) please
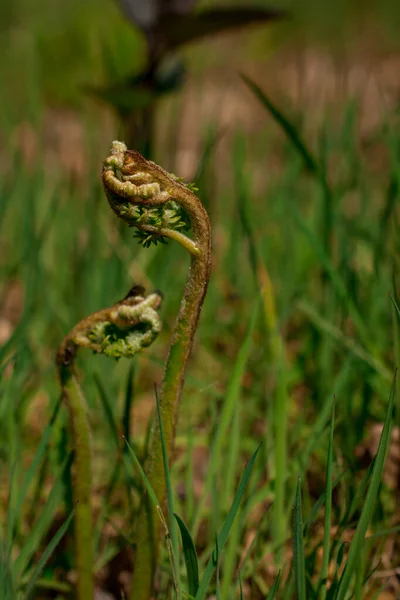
top-left (131, 220), bottom-right (211, 600)
top-left (62, 373), bottom-right (94, 600)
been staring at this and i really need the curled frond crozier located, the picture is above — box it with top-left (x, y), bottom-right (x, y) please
top-left (56, 285), bottom-right (162, 381)
top-left (102, 141), bottom-right (200, 255)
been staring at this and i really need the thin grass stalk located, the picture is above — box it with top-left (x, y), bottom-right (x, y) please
top-left (233, 134), bottom-right (289, 555)
top-left (320, 407), bottom-right (334, 600)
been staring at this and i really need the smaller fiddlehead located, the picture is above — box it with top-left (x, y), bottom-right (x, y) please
top-left (57, 285), bottom-right (163, 372)
top-left (56, 285), bottom-right (163, 600)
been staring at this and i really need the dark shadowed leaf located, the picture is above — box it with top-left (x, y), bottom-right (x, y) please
top-left (85, 79), bottom-right (156, 115)
top-left (85, 58), bottom-right (185, 114)
top-left (118, 0), bottom-right (197, 30)
top-left (169, 0), bottom-right (198, 14)
top-left (156, 8), bottom-right (288, 51)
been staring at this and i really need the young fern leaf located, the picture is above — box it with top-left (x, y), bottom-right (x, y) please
top-left (102, 141), bottom-right (212, 600)
top-left (57, 285), bottom-right (163, 368)
top-left (56, 284), bottom-right (163, 600)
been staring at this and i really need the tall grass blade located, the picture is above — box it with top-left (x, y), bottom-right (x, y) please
top-left (23, 509), bottom-right (75, 600)
top-left (124, 436), bottom-right (177, 584)
top-left (123, 363), bottom-right (135, 444)
top-left (7, 396), bottom-right (61, 552)
top-left (215, 534), bottom-right (221, 600)
top-left (391, 282), bottom-right (400, 429)
top-left (14, 452), bottom-right (73, 579)
top-left (320, 406), bottom-right (335, 600)
top-left (293, 478), bottom-right (306, 600)
top-left (220, 506), bottom-right (241, 599)
top-left (94, 373), bottom-right (120, 450)
top-left (0, 542), bottom-right (15, 600)
top-left (238, 571), bottom-right (244, 600)
top-left (174, 513), bottom-right (199, 597)
top-left (241, 74), bottom-right (318, 174)
top-left (295, 214), bottom-right (371, 353)
top-left (124, 438), bottom-right (163, 520)
top-left (240, 74), bottom-right (337, 260)
top-left (154, 385), bottom-right (181, 598)
top-left (195, 444), bottom-right (260, 600)
top-left (335, 375), bottom-right (396, 600)
top-left (265, 571), bottom-right (281, 599)
top-left (192, 304), bottom-right (258, 536)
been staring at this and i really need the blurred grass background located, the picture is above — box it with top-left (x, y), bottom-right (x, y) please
top-left (2, 0), bottom-right (400, 598)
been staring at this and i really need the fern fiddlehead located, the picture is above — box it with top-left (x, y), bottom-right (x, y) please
top-left (57, 285), bottom-right (162, 366)
top-left (102, 141), bottom-right (212, 600)
top-left (56, 285), bottom-right (163, 600)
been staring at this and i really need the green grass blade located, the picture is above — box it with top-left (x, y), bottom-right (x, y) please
top-left (304, 472), bottom-right (344, 537)
top-left (265, 571), bottom-right (281, 599)
top-left (295, 216), bottom-right (371, 353)
top-left (391, 284), bottom-right (400, 429)
top-left (0, 542), bottom-right (16, 600)
top-left (14, 452), bottom-right (73, 579)
top-left (238, 571), bottom-right (244, 600)
top-left (192, 303), bottom-right (258, 536)
top-left (300, 369), bottom-right (348, 477)
top-left (293, 478), bottom-right (306, 600)
top-left (122, 363), bottom-right (135, 444)
top-left (220, 505), bottom-right (241, 599)
top-left (124, 435), bottom-right (177, 583)
top-left (174, 513), bottom-right (199, 597)
top-left (23, 509), bottom-right (75, 600)
top-left (335, 375), bottom-right (395, 600)
top-left (154, 385), bottom-right (181, 598)
top-left (124, 437), bottom-right (162, 518)
top-left (320, 406), bottom-right (335, 600)
top-left (94, 373), bottom-right (120, 450)
top-left (299, 303), bottom-right (389, 381)
top-left (8, 396), bottom-right (61, 550)
top-left (215, 534), bottom-right (221, 600)
top-left (241, 74), bottom-right (318, 174)
top-left (195, 444), bottom-right (261, 600)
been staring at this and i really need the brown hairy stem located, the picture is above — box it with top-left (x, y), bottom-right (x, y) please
top-left (101, 142), bottom-right (212, 600)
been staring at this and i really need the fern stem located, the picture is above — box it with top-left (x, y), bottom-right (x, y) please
top-left (61, 374), bottom-right (94, 600)
top-left (132, 236), bottom-right (211, 599)
top-left (101, 141), bottom-right (212, 599)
